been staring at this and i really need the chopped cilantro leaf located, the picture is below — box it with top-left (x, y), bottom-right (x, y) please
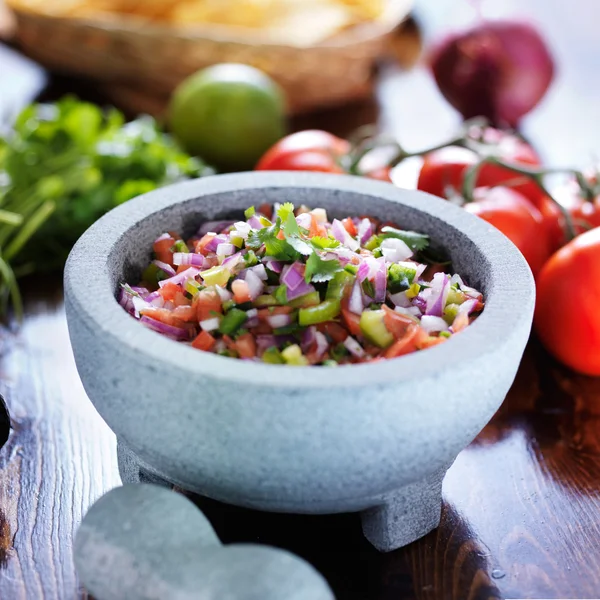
top-left (305, 252), bottom-right (343, 283)
top-left (379, 227), bottom-right (429, 252)
top-left (310, 236), bottom-right (340, 250)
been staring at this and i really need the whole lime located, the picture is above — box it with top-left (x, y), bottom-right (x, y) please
top-left (169, 64), bottom-right (287, 172)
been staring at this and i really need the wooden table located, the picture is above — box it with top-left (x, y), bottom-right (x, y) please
top-left (1, 1), bottom-right (600, 598)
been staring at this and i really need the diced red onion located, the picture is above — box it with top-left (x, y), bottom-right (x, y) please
top-left (200, 317), bottom-right (221, 332)
top-left (450, 273), bottom-right (464, 287)
top-left (118, 289), bottom-right (135, 314)
top-left (173, 253), bottom-right (205, 267)
top-left (216, 243), bottom-right (236, 258)
top-left (265, 260), bottom-right (283, 274)
top-left (250, 264), bottom-right (268, 281)
top-left (154, 232), bottom-right (171, 244)
top-left (331, 219), bottom-right (359, 252)
top-left (374, 258), bottom-right (387, 303)
top-left (131, 296), bottom-right (152, 318)
top-left (222, 252), bottom-right (243, 272)
top-left (389, 291), bottom-right (411, 308)
top-left (215, 286), bottom-right (232, 303)
top-left (159, 267), bottom-right (200, 288)
top-left (413, 294), bottom-right (427, 313)
top-left (344, 336), bottom-right (366, 359)
top-left (380, 238), bottom-right (413, 263)
top-left (286, 281), bottom-right (316, 301)
top-left (247, 215), bottom-right (264, 229)
top-left (140, 316), bottom-right (192, 341)
top-left (349, 280), bottom-right (364, 315)
top-left (152, 260), bottom-right (176, 277)
top-left (314, 331), bottom-right (328, 359)
top-left (357, 218), bottom-right (373, 246)
top-left (267, 314), bottom-right (292, 329)
top-left (394, 306), bottom-right (422, 318)
top-left (233, 221), bottom-right (252, 239)
top-left (425, 273), bottom-right (450, 317)
top-left (131, 286), bottom-right (150, 297)
top-left (458, 298), bottom-right (479, 316)
top-left (256, 335), bottom-right (277, 354)
top-left (296, 213), bottom-right (312, 229)
top-left (244, 269), bottom-right (264, 300)
top-left (246, 309), bottom-right (258, 319)
top-left (198, 221), bottom-right (234, 236)
top-left (204, 234), bottom-right (229, 253)
top-left (357, 261), bottom-right (370, 283)
top-left (301, 326), bottom-right (317, 352)
top-left (420, 315), bottom-right (449, 334)
top-left (281, 262), bottom-right (305, 291)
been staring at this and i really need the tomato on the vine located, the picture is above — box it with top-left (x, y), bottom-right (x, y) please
top-left (256, 130), bottom-right (350, 173)
top-left (256, 129), bottom-right (393, 182)
top-left (535, 226), bottom-right (600, 376)
top-left (418, 129), bottom-right (545, 207)
top-left (463, 186), bottom-right (552, 277)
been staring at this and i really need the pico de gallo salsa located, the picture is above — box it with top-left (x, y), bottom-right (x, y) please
top-left (119, 203), bottom-right (484, 365)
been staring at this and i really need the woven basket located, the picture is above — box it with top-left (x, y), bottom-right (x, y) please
top-left (5, 0), bottom-right (412, 115)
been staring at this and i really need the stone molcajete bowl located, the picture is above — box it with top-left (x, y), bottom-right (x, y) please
top-left (65, 172), bottom-right (534, 552)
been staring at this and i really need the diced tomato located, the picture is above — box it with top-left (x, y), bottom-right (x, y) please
top-left (342, 218), bottom-right (357, 236)
top-left (276, 230), bottom-right (286, 240)
top-left (256, 306), bottom-right (294, 321)
top-left (318, 321), bottom-right (348, 344)
top-left (382, 305), bottom-right (416, 340)
top-left (192, 330), bottom-right (215, 351)
top-left (159, 282), bottom-right (181, 303)
top-left (236, 333), bottom-right (257, 359)
top-left (309, 215), bottom-right (327, 238)
top-left (194, 289), bottom-right (222, 321)
top-left (153, 236), bottom-right (176, 266)
top-left (250, 322), bottom-right (273, 335)
top-left (139, 307), bottom-right (186, 328)
top-left (173, 291), bottom-right (190, 307)
top-left (258, 203), bottom-right (273, 220)
top-left (196, 233), bottom-right (216, 256)
top-left (452, 311), bottom-right (470, 333)
top-left (222, 335), bottom-right (237, 351)
top-left (384, 325), bottom-right (420, 358)
top-left (232, 280), bottom-right (252, 304)
top-left (176, 264), bottom-right (189, 274)
top-left (341, 308), bottom-right (362, 337)
top-left (173, 305), bottom-right (196, 322)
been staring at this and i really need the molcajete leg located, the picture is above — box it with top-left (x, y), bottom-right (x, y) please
top-left (361, 463), bottom-right (449, 552)
top-left (117, 439), bottom-right (174, 489)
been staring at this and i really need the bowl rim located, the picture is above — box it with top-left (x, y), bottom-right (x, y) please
top-left (65, 171), bottom-right (535, 389)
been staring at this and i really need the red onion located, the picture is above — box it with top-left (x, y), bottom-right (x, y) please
top-left (281, 262), bottom-right (305, 291)
top-left (286, 281), bottom-right (316, 301)
top-left (247, 215), bottom-right (264, 229)
top-left (216, 243), bottom-right (236, 258)
top-left (429, 20), bottom-right (555, 127)
top-left (296, 213), bottom-right (312, 229)
top-left (394, 306), bottom-right (422, 318)
top-left (344, 336), bottom-right (366, 359)
top-left (256, 335), bottom-right (277, 354)
top-left (140, 316), bottom-right (193, 341)
top-left (425, 273), bottom-right (450, 317)
top-left (357, 261), bottom-right (370, 283)
top-left (374, 259), bottom-right (387, 303)
top-left (458, 298), bottom-right (480, 316)
top-left (198, 221), bottom-right (234, 236)
top-left (244, 269), bottom-right (264, 300)
top-left (154, 232), bottom-right (171, 244)
top-left (389, 290), bottom-right (411, 308)
top-left (265, 260), bottom-right (283, 274)
top-left (159, 267), bottom-right (200, 288)
top-left (420, 315), bottom-right (449, 334)
top-left (204, 234), bottom-right (229, 253)
top-left (200, 317), bottom-right (221, 332)
top-left (173, 253), bottom-right (205, 267)
top-left (357, 218), bottom-right (373, 246)
top-left (301, 326), bottom-right (317, 352)
top-left (314, 332), bottom-right (329, 360)
top-left (222, 252), bottom-right (243, 271)
top-left (131, 286), bottom-right (149, 297)
top-left (152, 260), bottom-right (176, 277)
top-left (249, 264), bottom-right (268, 281)
top-left (215, 286), bottom-right (233, 303)
top-left (380, 238), bottom-right (413, 263)
top-left (331, 219), bottom-right (359, 252)
top-left (348, 280), bottom-right (364, 315)
top-left (267, 314), bottom-right (292, 329)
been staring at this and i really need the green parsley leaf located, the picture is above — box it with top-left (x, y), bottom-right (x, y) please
top-left (304, 252), bottom-right (343, 283)
top-left (379, 227), bottom-right (430, 252)
top-left (244, 206), bottom-right (255, 219)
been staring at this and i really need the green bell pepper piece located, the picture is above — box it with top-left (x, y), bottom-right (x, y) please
top-left (201, 266), bottom-right (231, 287)
top-left (281, 344), bottom-right (310, 366)
top-left (289, 291), bottom-right (321, 308)
top-left (359, 310), bottom-right (394, 348)
top-left (326, 271), bottom-right (355, 301)
top-left (219, 308), bottom-right (248, 335)
top-left (172, 240), bottom-right (189, 253)
top-left (254, 294), bottom-right (278, 307)
top-left (298, 299), bottom-right (341, 326)
top-left (387, 263), bottom-right (417, 293)
top-left (262, 346), bottom-right (285, 364)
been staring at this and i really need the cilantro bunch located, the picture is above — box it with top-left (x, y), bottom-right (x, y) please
top-left (0, 97), bottom-right (212, 319)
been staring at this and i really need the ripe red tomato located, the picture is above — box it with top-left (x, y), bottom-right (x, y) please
top-left (418, 129), bottom-right (544, 207)
top-left (464, 186), bottom-right (552, 277)
top-left (535, 227), bottom-right (600, 375)
top-left (256, 129), bottom-right (393, 182)
top-left (256, 130), bottom-right (350, 173)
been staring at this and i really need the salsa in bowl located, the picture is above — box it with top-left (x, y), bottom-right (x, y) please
top-left (120, 203), bottom-right (484, 366)
top-left (65, 172), bottom-right (534, 552)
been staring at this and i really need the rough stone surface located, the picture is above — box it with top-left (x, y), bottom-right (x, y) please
top-left (64, 172), bottom-right (535, 551)
top-left (75, 484), bottom-right (334, 600)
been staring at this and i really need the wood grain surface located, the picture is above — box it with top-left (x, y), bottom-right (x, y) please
top-left (0, 0), bottom-right (600, 598)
